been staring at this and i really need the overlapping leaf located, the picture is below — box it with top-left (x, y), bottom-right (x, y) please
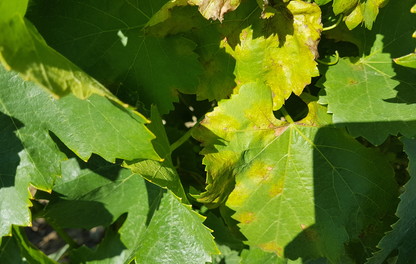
top-left (320, 0), bottom-right (416, 145)
top-left (146, 4), bottom-right (237, 102)
top-left (223, 0), bottom-right (321, 110)
top-left (0, 66), bottom-right (159, 162)
top-left (27, 0), bottom-right (202, 114)
top-left (321, 0), bottom-right (388, 30)
top-left (193, 82), bottom-right (397, 261)
top-left (367, 138), bottom-right (416, 264)
top-left (45, 162), bottom-right (218, 263)
top-left (124, 106), bottom-right (188, 202)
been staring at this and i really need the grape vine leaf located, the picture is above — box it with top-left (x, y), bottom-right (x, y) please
top-left (188, 0), bottom-right (241, 21)
top-left (27, 0), bottom-right (203, 114)
top-left (0, 66), bottom-right (159, 162)
top-left (45, 163), bottom-right (218, 263)
top-left (0, 1), bottom-right (119, 103)
top-left (124, 105), bottom-right (188, 202)
top-left (222, 0), bottom-right (321, 111)
top-left (319, 0), bottom-right (416, 145)
top-left (367, 138), bottom-right (416, 264)
top-left (193, 82), bottom-right (397, 261)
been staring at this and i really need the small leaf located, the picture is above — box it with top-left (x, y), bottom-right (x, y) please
top-left (394, 53), bottom-right (416, 69)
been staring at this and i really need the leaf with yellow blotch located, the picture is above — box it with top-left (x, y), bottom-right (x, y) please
top-left (222, 0), bottom-right (321, 111)
top-left (193, 82), bottom-right (397, 261)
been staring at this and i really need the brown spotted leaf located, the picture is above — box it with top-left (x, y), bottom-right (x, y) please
top-left (192, 82), bottom-right (397, 261)
top-left (188, 0), bottom-right (241, 21)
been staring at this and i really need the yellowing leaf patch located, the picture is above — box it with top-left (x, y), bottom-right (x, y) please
top-left (223, 0), bottom-right (321, 110)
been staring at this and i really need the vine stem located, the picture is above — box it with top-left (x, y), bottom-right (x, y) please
top-left (322, 14), bottom-right (343, 31)
top-left (316, 50), bottom-right (339, 66)
top-left (169, 116), bottom-right (204, 153)
top-left (280, 106), bottom-right (294, 123)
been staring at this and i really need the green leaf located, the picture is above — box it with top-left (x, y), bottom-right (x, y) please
top-left (46, 162), bottom-right (218, 263)
top-left (223, 0), bottom-right (321, 110)
top-left (27, 0), bottom-right (203, 114)
top-left (0, 11), bottom-right (118, 102)
top-left (188, 0), bottom-right (241, 21)
top-left (0, 66), bottom-right (159, 162)
top-left (124, 105), bottom-right (188, 202)
top-left (367, 138), bottom-right (416, 264)
top-left (135, 190), bottom-right (219, 263)
top-left (319, 0), bottom-right (416, 145)
top-left (193, 82), bottom-right (397, 261)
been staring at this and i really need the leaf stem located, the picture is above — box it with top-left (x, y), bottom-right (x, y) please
top-left (280, 106), bottom-right (294, 123)
top-left (322, 14), bottom-right (343, 31)
top-left (170, 127), bottom-right (194, 153)
top-left (170, 116), bottom-right (204, 153)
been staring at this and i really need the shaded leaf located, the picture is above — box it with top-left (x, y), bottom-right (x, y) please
top-left (367, 138), bottom-right (416, 264)
top-left (0, 113), bottom-right (31, 237)
top-left (11, 226), bottom-right (58, 264)
top-left (0, 236), bottom-right (28, 263)
top-left (27, 0), bottom-right (203, 114)
top-left (0, 6), bottom-right (118, 102)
